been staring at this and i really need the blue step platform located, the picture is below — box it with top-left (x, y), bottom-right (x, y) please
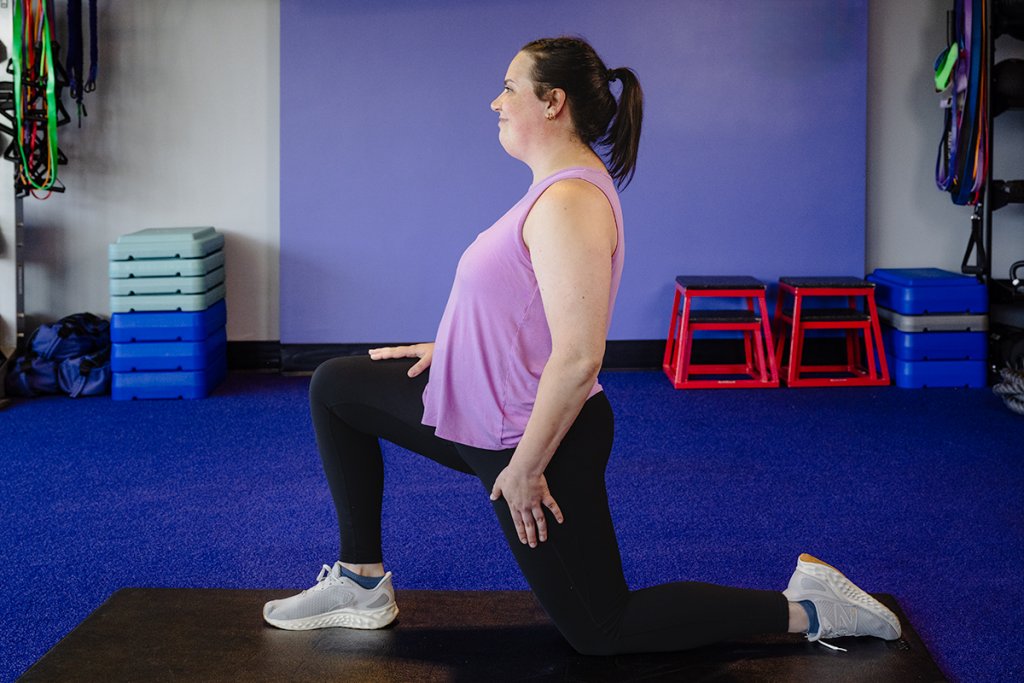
top-left (882, 327), bottom-right (987, 361)
top-left (867, 268), bottom-right (987, 314)
top-left (111, 300), bottom-right (227, 343)
top-left (112, 356), bottom-right (227, 400)
top-left (891, 358), bottom-right (988, 388)
top-left (112, 328), bottom-right (227, 372)
top-left (869, 268), bottom-right (989, 388)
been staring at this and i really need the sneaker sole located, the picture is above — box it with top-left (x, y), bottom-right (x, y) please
top-left (264, 603), bottom-right (398, 631)
top-left (785, 553), bottom-right (901, 640)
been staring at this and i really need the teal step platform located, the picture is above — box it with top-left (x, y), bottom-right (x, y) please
top-left (892, 358), bottom-right (987, 388)
top-left (109, 249), bottom-right (225, 279)
top-left (112, 327), bottom-right (226, 372)
top-left (882, 327), bottom-right (987, 361)
top-left (111, 356), bottom-right (226, 400)
top-left (110, 282), bottom-right (226, 313)
top-left (111, 300), bottom-right (227, 342)
top-left (109, 267), bottom-right (225, 296)
top-left (108, 227), bottom-right (224, 261)
top-left (868, 268), bottom-right (988, 314)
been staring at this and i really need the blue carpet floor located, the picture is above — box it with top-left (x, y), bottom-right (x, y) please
top-left (2, 370), bottom-right (1022, 681)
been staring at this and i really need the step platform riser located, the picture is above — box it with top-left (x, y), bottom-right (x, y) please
top-left (892, 359), bottom-right (987, 388)
top-left (109, 267), bottom-right (225, 296)
top-left (110, 283), bottom-right (226, 313)
top-left (112, 356), bottom-right (227, 400)
top-left (882, 327), bottom-right (987, 361)
top-left (868, 268), bottom-right (988, 315)
top-left (112, 328), bottom-right (227, 373)
top-left (108, 226), bottom-right (224, 261)
top-left (109, 249), bottom-right (225, 279)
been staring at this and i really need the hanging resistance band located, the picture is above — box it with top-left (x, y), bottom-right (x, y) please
top-left (935, 0), bottom-right (989, 206)
top-left (9, 0), bottom-right (70, 197)
top-left (66, 0), bottom-right (99, 126)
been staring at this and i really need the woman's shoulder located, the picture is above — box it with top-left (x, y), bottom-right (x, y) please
top-left (524, 175), bottom-right (618, 250)
top-left (536, 165), bottom-right (616, 210)
top-left (535, 176), bottom-right (610, 208)
top-left (536, 163), bottom-right (613, 196)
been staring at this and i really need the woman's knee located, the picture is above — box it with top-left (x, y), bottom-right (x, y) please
top-left (544, 598), bottom-right (625, 657)
top-left (309, 355), bottom-right (368, 405)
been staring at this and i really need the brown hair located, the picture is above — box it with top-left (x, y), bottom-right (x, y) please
top-left (521, 36), bottom-right (644, 188)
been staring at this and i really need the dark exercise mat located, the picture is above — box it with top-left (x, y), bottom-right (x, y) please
top-left (20, 589), bottom-right (946, 682)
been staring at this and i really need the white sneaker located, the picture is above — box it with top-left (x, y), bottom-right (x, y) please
top-left (263, 562), bottom-right (398, 630)
top-left (783, 553), bottom-right (901, 648)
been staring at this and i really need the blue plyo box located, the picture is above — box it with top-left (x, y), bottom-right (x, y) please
top-left (111, 354), bottom-right (227, 400)
top-left (111, 300), bottom-right (227, 342)
top-left (112, 327), bottom-right (227, 372)
top-left (882, 327), bottom-right (987, 361)
top-left (867, 268), bottom-right (987, 314)
top-left (891, 358), bottom-right (987, 388)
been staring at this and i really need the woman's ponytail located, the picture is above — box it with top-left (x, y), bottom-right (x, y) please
top-left (603, 67), bottom-right (643, 189)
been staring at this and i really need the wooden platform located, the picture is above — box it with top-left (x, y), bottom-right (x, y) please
top-left (20, 589), bottom-right (946, 682)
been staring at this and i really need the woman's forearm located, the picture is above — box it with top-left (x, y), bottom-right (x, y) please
top-left (509, 348), bottom-right (602, 476)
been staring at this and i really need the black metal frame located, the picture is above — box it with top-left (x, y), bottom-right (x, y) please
top-left (958, 0), bottom-right (995, 280)
top-left (961, 0), bottom-right (1024, 289)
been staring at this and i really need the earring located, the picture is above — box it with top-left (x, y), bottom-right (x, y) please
top-left (545, 111), bottom-right (555, 120)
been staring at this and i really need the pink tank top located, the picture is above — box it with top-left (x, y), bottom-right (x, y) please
top-left (421, 167), bottom-right (625, 450)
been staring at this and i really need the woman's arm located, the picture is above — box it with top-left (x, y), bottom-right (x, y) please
top-left (490, 178), bottom-right (617, 547)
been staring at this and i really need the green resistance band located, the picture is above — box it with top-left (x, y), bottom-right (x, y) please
top-left (934, 43), bottom-right (959, 93)
top-left (12, 1), bottom-right (60, 191)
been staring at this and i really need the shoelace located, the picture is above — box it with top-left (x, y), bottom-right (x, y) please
top-left (809, 609), bottom-right (850, 652)
top-left (815, 639), bottom-right (847, 653)
top-left (301, 564), bottom-right (343, 595)
top-left (806, 568), bottom-right (888, 653)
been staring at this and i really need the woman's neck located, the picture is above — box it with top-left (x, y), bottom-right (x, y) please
top-left (527, 141), bottom-right (607, 184)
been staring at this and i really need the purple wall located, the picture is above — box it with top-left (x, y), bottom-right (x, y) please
top-left (281, 0), bottom-right (868, 343)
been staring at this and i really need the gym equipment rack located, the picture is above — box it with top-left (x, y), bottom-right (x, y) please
top-left (951, 2), bottom-right (1024, 288)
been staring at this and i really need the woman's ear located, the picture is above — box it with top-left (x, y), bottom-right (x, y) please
top-left (545, 88), bottom-right (567, 118)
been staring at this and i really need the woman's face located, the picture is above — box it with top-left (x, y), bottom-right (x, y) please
top-left (490, 51), bottom-right (549, 159)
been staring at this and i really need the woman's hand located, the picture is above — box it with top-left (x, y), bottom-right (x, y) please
top-left (367, 343), bottom-right (434, 377)
top-left (490, 464), bottom-right (564, 548)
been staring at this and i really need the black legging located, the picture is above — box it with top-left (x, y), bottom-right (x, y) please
top-left (309, 355), bottom-right (788, 655)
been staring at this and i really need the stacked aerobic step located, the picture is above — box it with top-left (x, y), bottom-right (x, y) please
top-left (108, 227), bottom-right (227, 399)
top-left (866, 268), bottom-right (987, 388)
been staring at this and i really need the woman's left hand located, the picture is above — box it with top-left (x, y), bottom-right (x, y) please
top-left (490, 465), bottom-right (564, 548)
top-left (367, 343), bottom-right (434, 377)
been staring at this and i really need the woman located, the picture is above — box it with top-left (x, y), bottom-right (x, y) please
top-left (263, 37), bottom-right (901, 655)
